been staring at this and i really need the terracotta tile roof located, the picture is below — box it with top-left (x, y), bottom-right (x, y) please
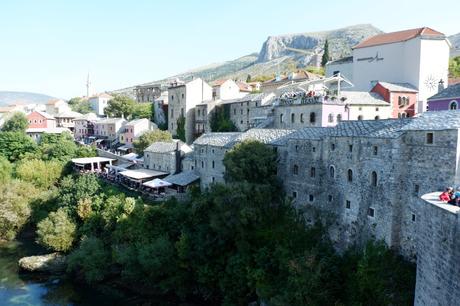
top-left (236, 81), bottom-right (252, 92)
top-left (449, 78), bottom-right (460, 86)
top-left (212, 79), bottom-right (228, 87)
top-left (353, 27), bottom-right (445, 49)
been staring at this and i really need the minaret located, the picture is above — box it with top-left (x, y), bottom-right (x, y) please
top-left (86, 73), bottom-right (91, 97)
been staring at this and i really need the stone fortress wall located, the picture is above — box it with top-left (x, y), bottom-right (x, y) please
top-left (187, 110), bottom-right (460, 305)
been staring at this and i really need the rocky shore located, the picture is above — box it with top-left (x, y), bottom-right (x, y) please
top-left (18, 252), bottom-right (67, 274)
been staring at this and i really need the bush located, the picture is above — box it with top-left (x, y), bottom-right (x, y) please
top-left (0, 131), bottom-right (37, 162)
top-left (36, 208), bottom-right (77, 252)
top-left (0, 155), bottom-right (12, 183)
top-left (16, 159), bottom-right (64, 188)
top-left (0, 180), bottom-right (37, 240)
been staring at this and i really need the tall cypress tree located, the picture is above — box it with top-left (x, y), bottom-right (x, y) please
top-left (321, 39), bottom-right (330, 67)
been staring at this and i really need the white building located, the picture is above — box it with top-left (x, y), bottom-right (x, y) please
top-left (89, 93), bottom-right (113, 116)
top-left (93, 117), bottom-right (126, 141)
top-left (45, 99), bottom-right (71, 115)
top-left (168, 78), bottom-right (212, 144)
top-left (212, 79), bottom-right (251, 100)
top-left (326, 27), bottom-right (451, 113)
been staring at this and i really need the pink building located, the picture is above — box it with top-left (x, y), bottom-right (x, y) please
top-left (27, 111), bottom-right (55, 129)
top-left (120, 118), bottom-right (157, 145)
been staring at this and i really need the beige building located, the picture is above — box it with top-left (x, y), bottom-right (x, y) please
top-left (54, 110), bottom-right (82, 132)
top-left (93, 117), bottom-right (126, 141)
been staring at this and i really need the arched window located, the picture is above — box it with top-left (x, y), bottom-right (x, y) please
top-left (401, 112), bottom-right (407, 118)
top-left (328, 113), bottom-right (334, 123)
top-left (291, 113), bottom-right (295, 123)
top-left (310, 112), bottom-right (316, 124)
top-left (337, 114), bottom-right (342, 122)
top-left (374, 116), bottom-right (380, 120)
top-left (280, 114), bottom-right (284, 123)
top-left (293, 164), bottom-right (299, 175)
top-left (371, 171), bottom-right (378, 187)
top-left (450, 100), bottom-right (458, 110)
top-left (300, 113), bottom-right (304, 123)
top-left (357, 115), bottom-right (363, 120)
top-left (347, 169), bottom-right (353, 182)
top-left (329, 165), bottom-right (335, 179)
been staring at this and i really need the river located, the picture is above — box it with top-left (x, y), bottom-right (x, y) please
top-left (0, 238), bottom-right (132, 306)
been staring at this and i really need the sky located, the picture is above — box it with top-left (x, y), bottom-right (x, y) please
top-left (0, 0), bottom-right (459, 99)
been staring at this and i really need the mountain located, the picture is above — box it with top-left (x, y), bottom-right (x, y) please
top-left (0, 91), bottom-right (57, 106)
top-left (113, 24), bottom-right (382, 95)
top-left (257, 24), bottom-right (382, 64)
top-left (449, 33), bottom-right (460, 49)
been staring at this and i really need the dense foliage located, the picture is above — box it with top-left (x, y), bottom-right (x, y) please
top-left (0, 131), bottom-right (37, 162)
top-left (68, 97), bottom-right (93, 114)
top-left (1, 112), bottom-right (29, 132)
top-left (210, 105), bottom-right (238, 132)
top-left (133, 130), bottom-right (173, 155)
top-left (104, 95), bottom-right (154, 121)
top-left (0, 156), bottom-right (12, 183)
top-left (176, 115), bottom-right (186, 142)
top-left (321, 39), bottom-right (330, 67)
top-left (450, 56), bottom-right (460, 78)
top-left (37, 208), bottom-right (77, 252)
top-left (16, 159), bottom-right (64, 188)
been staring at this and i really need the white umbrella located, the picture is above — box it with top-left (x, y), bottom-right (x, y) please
top-left (143, 178), bottom-right (172, 188)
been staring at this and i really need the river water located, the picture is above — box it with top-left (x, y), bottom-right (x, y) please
top-left (0, 238), bottom-right (130, 306)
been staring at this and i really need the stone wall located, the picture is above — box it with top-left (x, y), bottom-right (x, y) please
top-left (415, 193), bottom-right (460, 306)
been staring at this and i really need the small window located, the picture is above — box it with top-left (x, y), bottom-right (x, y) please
top-left (331, 143), bottom-right (335, 151)
top-left (426, 133), bottom-right (434, 144)
top-left (414, 184), bottom-right (420, 195)
top-left (292, 191), bottom-right (297, 199)
top-left (346, 200), bottom-right (351, 209)
top-left (357, 115), bottom-right (363, 120)
top-left (280, 114), bottom-right (284, 123)
top-left (375, 107), bottom-right (379, 112)
top-left (310, 112), bottom-right (316, 123)
top-left (349, 144), bottom-right (353, 152)
top-left (212, 161), bottom-right (215, 169)
top-left (233, 109), bottom-right (236, 115)
top-left (329, 166), bottom-right (335, 178)
top-left (181, 93), bottom-right (184, 99)
top-left (337, 114), bottom-right (342, 122)
top-left (293, 164), bottom-right (299, 175)
top-left (449, 101), bottom-right (458, 110)
top-left (328, 195), bottom-right (333, 202)
top-left (312, 147), bottom-right (316, 152)
top-left (309, 194), bottom-right (314, 202)
top-left (300, 113), bottom-right (304, 123)
top-left (212, 177), bottom-right (215, 183)
top-left (291, 113), bottom-right (295, 123)
top-left (171, 95), bottom-right (174, 101)
top-left (295, 145), bottom-right (299, 152)
top-left (374, 116), bottom-right (380, 120)
top-left (328, 113), bottom-right (334, 123)
top-left (368, 207), bottom-right (375, 217)
top-left (373, 146), bottom-right (378, 156)
top-left (310, 167), bottom-right (316, 178)
top-left (201, 161), bottom-right (204, 168)
top-left (347, 169), bottom-right (353, 182)
top-left (371, 171), bottom-right (378, 187)
top-left (411, 213), bottom-right (416, 222)
top-left (358, 107), bottom-right (362, 111)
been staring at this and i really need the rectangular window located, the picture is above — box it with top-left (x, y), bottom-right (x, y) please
top-left (426, 133), bottom-right (434, 144)
top-left (346, 200), bottom-right (351, 209)
top-left (373, 146), bottom-right (378, 156)
top-left (309, 194), bottom-right (314, 202)
top-left (368, 207), bottom-right (375, 217)
top-left (310, 167), bottom-right (316, 178)
top-left (292, 191), bottom-right (297, 199)
top-left (414, 184), bottom-right (420, 195)
top-left (349, 144), bottom-right (353, 152)
top-left (411, 213), bottom-right (416, 222)
top-left (328, 195), bottom-right (333, 202)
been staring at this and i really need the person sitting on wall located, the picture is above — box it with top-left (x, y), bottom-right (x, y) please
top-left (451, 187), bottom-right (460, 206)
top-left (440, 187), bottom-right (453, 202)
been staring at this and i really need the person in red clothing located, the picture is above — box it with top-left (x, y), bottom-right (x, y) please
top-left (439, 187), bottom-right (454, 202)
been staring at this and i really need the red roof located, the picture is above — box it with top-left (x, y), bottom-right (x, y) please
top-left (212, 79), bottom-right (228, 87)
top-left (353, 27), bottom-right (445, 49)
top-left (449, 78), bottom-right (460, 86)
top-left (236, 81), bottom-right (252, 92)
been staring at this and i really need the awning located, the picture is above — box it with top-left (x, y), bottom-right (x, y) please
top-left (122, 153), bottom-right (140, 160)
top-left (119, 169), bottom-right (168, 181)
top-left (118, 144), bottom-right (134, 151)
top-left (95, 139), bottom-right (105, 143)
top-left (71, 157), bottom-right (115, 165)
top-left (143, 178), bottom-right (172, 188)
top-left (164, 171), bottom-right (200, 187)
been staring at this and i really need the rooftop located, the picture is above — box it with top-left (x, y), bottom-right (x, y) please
top-left (145, 140), bottom-right (191, 153)
top-left (428, 83), bottom-right (460, 100)
top-left (31, 111), bottom-right (55, 120)
top-left (377, 81), bottom-right (418, 93)
top-left (340, 91), bottom-right (389, 106)
top-left (74, 113), bottom-right (99, 121)
top-left (71, 157), bottom-right (116, 165)
top-left (120, 169), bottom-right (168, 180)
top-left (164, 171), bottom-right (200, 186)
top-left (95, 117), bottom-right (126, 124)
top-left (54, 110), bottom-right (83, 118)
top-left (353, 27), bottom-right (445, 49)
top-left (327, 56), bottom-right (353, 65)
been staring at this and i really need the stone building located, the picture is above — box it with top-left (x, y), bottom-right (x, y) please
top-left (93, 117), bottom-right (126, 142)
top-left (167, 78), bottom-right (212, 144)
top-left (54, 110), bottom-right (83, 132)
top-left (143, 140), bottom-right (192, 174)
top-left (74, 113), bottom-right (99, 141)
top-left (134, 84), bottom-right (161, 103)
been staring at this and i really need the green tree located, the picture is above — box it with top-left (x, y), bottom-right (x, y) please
top-left (176, 115), bottom-right (186, 142)
top-left (67, 236), bottom-right (111, 283)
top-left (449, 56), bottom-right (460, 77)
top-left (58, 174), bottom-right (102, 208)
top-left (0, 131), bottom-right (37, 162)
top-left (38, 132), bottom-right (78, 162)
top-left (246, 74), bottom-right (251, 83)
top-left (0, 180), bottom-right (36, 240)
top-left (210, 105), bottom-right (237, 132)
top-left (104, 95), bottom-right (136, 118)
top-left (0, 155), bottom-right (12, 183)
top-left (16, 159), bottom-right (64, 188)
top-left (1, 112), bottom-right (28, 132)
top-left (68, 97), bottom-right (93, 114)
top-left (133, 129), bottom-right (173, 155)
top-left (132, 103), bottom-right (154, 121)
top-left (223, 140), bottom-right (279, 186)
top-left (321, 39), bottom-right (330, 67)
top-left (36, 208), bottom-right (77, 252)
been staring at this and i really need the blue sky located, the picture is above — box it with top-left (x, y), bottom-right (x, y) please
top-left (0, 0), bottom-right (458, 99)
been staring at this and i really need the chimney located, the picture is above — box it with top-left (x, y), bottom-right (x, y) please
top-left (438, 79), bottom-right (445, 93)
